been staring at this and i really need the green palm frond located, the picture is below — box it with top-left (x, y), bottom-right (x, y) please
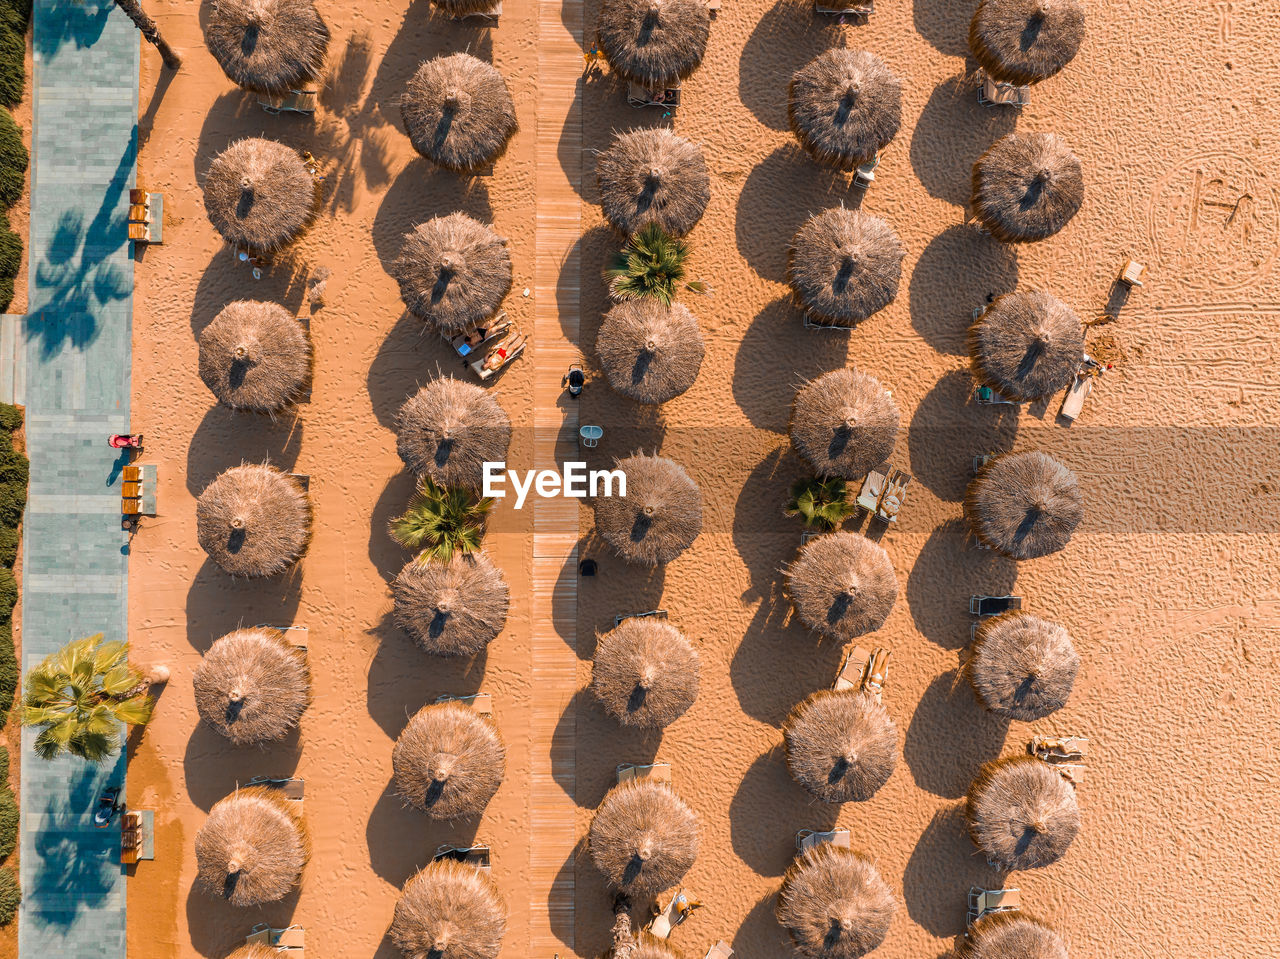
top-left (604, 224), bottom-right (697, 306)
top-left (784, 476), bottom-right (857, 531)
top-left (390, 477), bottom-right (493, 563)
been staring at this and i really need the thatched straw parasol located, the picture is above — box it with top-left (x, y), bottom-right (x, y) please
top-left (970, 0), bottom-right (1085, 87)
top-left (597, 0), bottom-right (710, 88)
top-left (591, 618), bottom-right (700, 729)
top-left (776, 844), bottom-right (895, 959)
top-left (592, 454), bottom-right (702, 566)
top-left (785, 532), bottom-right (897, 642)
top-left (597, 300), bottom-right (705, 404)
top-left (193, 628), bottom-right (310, 746)
top-left (633, 934), bottom-right (682, 959)
top-left (226, 944), bottom-right (284, 959)
top-left (195, 786), bottom-right (308, 906)
top-left (966, 755), bottom-right (1079, 871)
top-left (964, 451), bottom-right (1083, 559)
top-left (789, 368), bottom-right (899, 480)
top-left (596, 128), bottom-right (711, 237)
top-left (968, 291), bottom-right (1084, 403)
top-left (392, 213), bottom-right (512, 335)
top-left (589, 780), bottom-right (699, 898)
top-left (196, 465), bottom-right (311, 578)
top-left (783, 690), bottom-right (897, 803)
top-left (971, 133), bottom-right (1083, 243)
top-left (199, 300), bottom-right (312, 413)
top-left (401, 53), bottom-right (518, 174)
top-left (203, 138), bottom-right (317, 254)
top-left (788, 209), bottom-right (904, 326)
top-left (393, 701), bottom-right (506, 819)
top-left (392, 553), bottom-right (510, 656)
top-left (396, 378), bottom-right (512, 489)
top-left (203, 0), bottom-right (329, 95)
top-left (391, 859), bottom-right (507, 959)
top-left (789, 49), bottom-right (902, 172)
top-left (961, 911), bottom-right (1069, 959)
top-left (968, 612), bottom-right (1078, 720)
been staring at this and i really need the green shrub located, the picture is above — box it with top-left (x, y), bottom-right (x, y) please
top-left (0, 110), bottom-right (24, 211)
top-left (0, 450), bottom-right (24, 488)
top-left (0, 867), bottom-right (17, 925)
top-left (0, 276), bottom-right (11, 314)
top-left (0, 0), bottom-right (29, 34)
top-left (0, 747), bottom-right (7, 785)
top-left (0, 229), bottom-right (17, 279)
top-left (0, 620), bottom-right (12, 718)
top-left (0, 789), bottom-right (16, 862)
top-left (0, 403), bottom-right (20, 433)
top-left (0, 482), bottom-right (22, 528)
top-left (0, 527), bottom-right (14, 567)
top-left (0, 26), bottom-right (20, 109)
top-left (0, 568), bottom-right (13, 620)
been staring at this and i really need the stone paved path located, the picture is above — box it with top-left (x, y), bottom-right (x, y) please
top-left (17, 2), bottom-right (138, 956)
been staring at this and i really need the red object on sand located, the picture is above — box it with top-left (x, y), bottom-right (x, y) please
top-left (109, 434), bottom-right (143, 449)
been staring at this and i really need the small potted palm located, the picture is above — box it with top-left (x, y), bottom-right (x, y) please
top-left (605, 224), bottom-right (706, 305)
top-left (784, 475), bottom-right (858, 535)
top-left (390, 476), bottom-right (494, 562)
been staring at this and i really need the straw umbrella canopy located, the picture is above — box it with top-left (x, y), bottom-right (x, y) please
top-left (589, 780), bottom-right (699, 898)
top-left (783, 690), bottom-right (897, 803)
top-left (395, 378), bottom-right (512, 489)
top-left (785, 532), bottom-right (897, 642)
top-left (195, 786), bottom-right (308, 906)
top-left (203, 138), bottom-right (317, 254)
top-left (633, 935), bottom-right (683, 959)
top-left (591, 618), bottom-right (700, 729)
top-left (596, 128), bottom-right (711, 237)
top-left (391, 859), bottom-right (507, 959)
top-left (393, 701), bottom-right (506, 819)
top-left (789, 368), bottom-right (899, 480)
top-left (199, 300), bottom-right (312, 413)
top-left (966, 755), bottom-right (1080, 870)
top-left (788, 209), bottom-right (904, 326)
top-left (392, 553), bottom-right (511, 657)
top-left (964, 452), bottom-right (1083, 559)
top-left (971, 133), bottom-right (1083, 243)
top-left (593, 454), bottom-right (702, 566)
top-left (969, 612), bottom-right (1079, 720)
top-left (196, 465), bottom-right (311, 578)
top-left (226, 945), bottom-right (283, 959)
top-left (968, 291), bottom-right (1084, 403)
top-left (961, 912), bottom-right (1069, 959)
top-left (597, 300), bottom-right (705, 404)
top-left (969, 0), bottom-right (1085, 87)
top-left (401, 54), bottom-right (518, 174)
top-left (203, 0), bottom-right (329, 95)
top-left (193, 628), bottom-right (310, 746)
top-left (392, 213), bottom-right (512, 335)
top-left (597, 0), bottom-right (710, 89)
top-left (789, 49), bottom-right (902, 172)
top-left (776, 844), bottom-right (895, 959)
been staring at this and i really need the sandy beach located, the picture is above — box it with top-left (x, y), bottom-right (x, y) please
top-left (123, 0), bottom-right (1280, 957)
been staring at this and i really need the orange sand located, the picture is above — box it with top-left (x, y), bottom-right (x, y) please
top-left (128, 1), bottom-right (1280, 958)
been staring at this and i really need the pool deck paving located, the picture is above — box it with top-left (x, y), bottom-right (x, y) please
top-left (15, 2), bottom-right (139, 957)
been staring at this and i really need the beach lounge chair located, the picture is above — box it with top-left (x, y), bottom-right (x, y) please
top-left (973, 385), bottom-right (1015, 406)
top-left (876, 469), bottom-right (910, 523)
top-left (834, 645), bottom-right (870, 691)
top-left (967, 887), bottom-right (1020, 926)
top-left (853, 153), bottom-right (880, 190)
top-left (795, 828), bottom-right (851, 852)
top-left (470, 334), bottom-right (526, 380)
top-left (864, 648), bottom-right (890, 699)
top-left (705, 942), bottom-right (734, 959)
top-left (1059, 371), bottom-right (1092, 422)
top-left (972, 454), bottom-right (994, 475)
top-left (437, 692), bottom-right (494, 715)
top-left (705, 0), bottom-right (721, 13)
top-left (127, 191), bottom-right (163, 245)
top-left (449, 312), bottom-right (511, 357)
top-left (120, 811), bottom-right (143, 865)
top-left (452, 0), bottom-right (501, 20)
top-left (856, 465), bottom-right (888, 513)
top-left (1055, 764), bottom-right (1085, 786)
top-left (1119, 259), bottom-right (1145, 288)
top-left (259, 89), bottom-right (318, 115)
top-left (614, 609), bottom-right (668, 627)
top-left (646, 888), bottom-right (701, 938)
top-left (1030, 736), bottom-right (1089, 762)
top-left (628, 82), bottom-right (681, 110)
top-left (802, 311), bottom-right (857, 331)
top-left (579, 425), bottom-right (603, 448)
top-left (247, 923), bottom-right (305, 951)
top-left (815, 0), bottom-right (872, 17)
top-left (434, 844), bottom-right (492, 871)
top-left (969, 595), bottom-right (1022, 617)
top-left (245, 777), bottom-right (305, 802)
top-left (617, 762), bottom-right (672, 785)
top-left (978, 72), bottom-right (1029, 108)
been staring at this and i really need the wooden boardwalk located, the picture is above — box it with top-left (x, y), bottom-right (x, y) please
top-left (531, 0), bottom-right (583, 952)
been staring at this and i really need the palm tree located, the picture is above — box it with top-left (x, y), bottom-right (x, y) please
top-left (390, 477), bottom-right (493, 563)
top-left (784, 476), bottom-right (858, 532)
top-left (19, 635), bottom-right (155, 762)
top-left (114, 0), bottom-right (182, 71)
top-left (605, 224), bottom-right (705, 305)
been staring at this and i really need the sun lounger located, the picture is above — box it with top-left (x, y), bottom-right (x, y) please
top-left (614, 609), bottom-right (668, 627)
top-left (795, 828), bottom-right (851, 852)
top-left (1059, 371), bottom-right (1092, 421)
top-left (628, 82), bottom-right (681, 109)
top-left (974, 385), bottom-right (1016, 406)
top-left (1030, 736), bottom-right (1089, 762)
top-left (1119, 259), bottom-right (1145, 288)
top-left (434, 844), bottom-right (492, 871)
top-left (646, 888), bottom-right (701, 939)
top-left (1055, 763), bottom-right (1085, 786)
top-left (259, 89), bottom-right (318, 115)
top-left (452, 0), bottom-right (501, 20)
top-left (437, 692), bottom-right (494, 715)
top-left (853, 153), bottom-right (880, 190)
top-left (834, 645), bottom-right (871, 691)
top-left (470, 336), bottom-right (525, 380)
top-left (705, 942), bottom-right (734, 959)
top-left (864, 648), bottom-right (890, 699)
top-left (245, 776), bottom-right (305, 802)
top-left (969, 595), bottom-right (1022, 617)
top-left (856, 465), bottom-right (888, 513)
top-left (972, 454), bottom-right (995, 475)
top-left (815, 0), bottom-right (872, 16)
top-left (120, 811), bottom-right (143, 865)
top-left (978, 73), bottom-right (1029, 108)
top-left (127, 192), bottom-right (163, 245)
top-left (247, 923), bottom-right (305, 951)
top-left (617, 762), bottom-right (672, 785)
top-left (876, 469), bottom-right (910, 523)
top-left (967, 887), bottom-right (1020, 925)
top-left (449, 312), bottom-right (511, 357)
top-left (803, 312), bottom-right (857, 330)
top-left (706, 0), bottom-right (721, 13)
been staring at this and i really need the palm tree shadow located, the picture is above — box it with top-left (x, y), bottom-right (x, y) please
top-left (33, 0), bottom-right (111, 58)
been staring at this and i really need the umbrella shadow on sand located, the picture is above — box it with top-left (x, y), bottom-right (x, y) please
top-left (903, 669), bottom-right (1010, 800)
top-left (185, 866), bottom-right (301, 958)
top-left (907, 370), bottom-right (1019, 503)
top-left (734, 892), bottom-right (791, 958)
top-left (905, 518), bottom-right (1017, 649)
top-left (728, 749), bottom-right (840, 877)
top-left (903, 805), bottom-right (1000, 937)
top-left (368, 472), bottom-right (420, 583)
top-left (559, 686), bottom-right (661, 811)
top-left (181, 722), bottom-right (302, 813)
top-left (365, 778), bottom-right (481, 885)
top-left (908, 225), bottom-right (1019, 356)
top-left (185, 405), bottom-right (304, 496)
top-left (183, 558), bottom-right (304, 651)
top-left (909, 74), bottom-right (1017, 208)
